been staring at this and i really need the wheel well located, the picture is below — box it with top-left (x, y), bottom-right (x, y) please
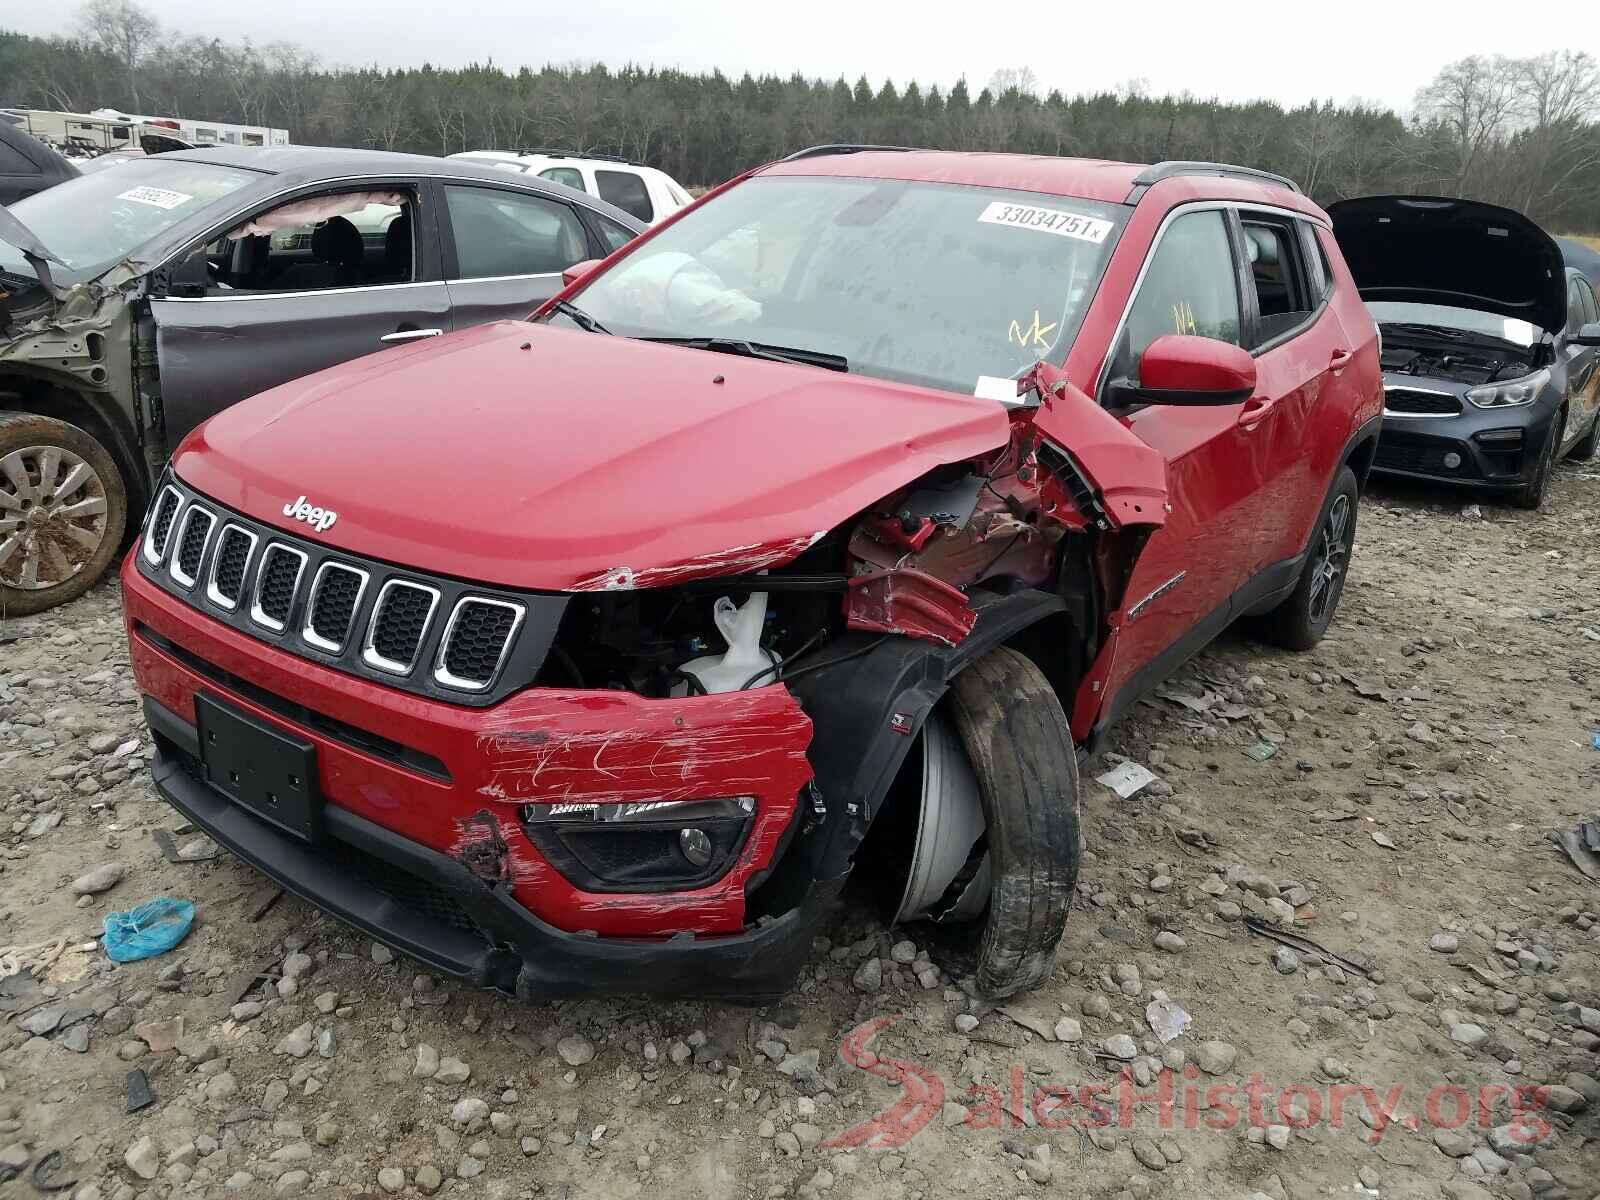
top-left (0, 374), bottom-right (148, 525)
top-left (1345, 433), bottom-right (1378, 491)
top-left (1001, 609), bottom-right (1085, 720)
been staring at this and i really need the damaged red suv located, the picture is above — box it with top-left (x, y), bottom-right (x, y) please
top-left (122, 147), bottom-right (1382, 1001)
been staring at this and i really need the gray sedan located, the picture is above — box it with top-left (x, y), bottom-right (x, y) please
top-left (0, 146), bottom-right (642, 614)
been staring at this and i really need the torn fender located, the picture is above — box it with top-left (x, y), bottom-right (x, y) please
top-left (1028, 373), bottom-right (1168, 530)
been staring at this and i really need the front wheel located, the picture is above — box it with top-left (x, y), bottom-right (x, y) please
top-left (0, 412), bottom-right (128, 617)
top-left (879, 647), bottom-right (1080, 999)
top-left (1513, 415), bottom-right (1560, 510)
top-left (1259, 465), bottom-right (1359, 651)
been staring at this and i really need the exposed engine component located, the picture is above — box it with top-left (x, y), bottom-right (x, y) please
top-left (674, 591), bottom-right (780, 694)
top-left (1379, 342), bottom-right (1531, 386)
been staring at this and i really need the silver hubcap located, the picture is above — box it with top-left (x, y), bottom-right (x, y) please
top-left (1308, 494), bottom-right (1350, 625)
top-left (0, 445), bottom-right (109, 591)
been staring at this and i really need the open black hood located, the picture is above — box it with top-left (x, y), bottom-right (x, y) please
top-left (1329, 195), bottom-right (1566, 335)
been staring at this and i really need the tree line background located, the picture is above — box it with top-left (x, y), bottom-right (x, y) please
top-left (6, 0), bottom-right (1600, 232)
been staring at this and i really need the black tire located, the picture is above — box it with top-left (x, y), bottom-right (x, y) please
top-left (941, 647), bottom-right (1081, 999)
top-left (0, 412), bottom-right (128, 617)
top-left (1513, 415), bottom-right (1560, 510)
top-left (1567, 408), bottom-right (1598, 462)
top-left (1259, 465), bottom-right (1358, 651)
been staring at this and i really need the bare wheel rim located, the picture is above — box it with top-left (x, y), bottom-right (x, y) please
top-left (0, 444), bottom-right (110, 591)
top-left (1307, 493), bottom-right (1350, 625)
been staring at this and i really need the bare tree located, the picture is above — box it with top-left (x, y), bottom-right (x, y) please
top-left (985, 66), bottom-right (1040, 99)
top-left (1414, 55), bottom-right (1520, 190)
top-left (78, 0), bottom-right (159, 110)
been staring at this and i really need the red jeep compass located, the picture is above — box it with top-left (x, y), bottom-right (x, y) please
top-left (121, 147), bottom-right (1382, 1001)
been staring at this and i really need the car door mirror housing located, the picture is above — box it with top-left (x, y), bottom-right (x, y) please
top-left (1108, 334), bottom-right (1258, 407)
top-left (162, 251), bottom-right (213, 299)
top-left (562, 259), bottom-right (603, 288)
top-left (1571, 321), bottom-right (1600, 347)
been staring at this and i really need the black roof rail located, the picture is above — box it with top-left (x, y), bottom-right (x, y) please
top-left (781, 143), bottom-right (920, 162)
top-left (1129, 160), bottom-right (1302, 197)
top-left (517, 147), bottom-right (637, 165)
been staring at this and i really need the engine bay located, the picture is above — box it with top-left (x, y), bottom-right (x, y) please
top-left (1379, 339), bottom-right (1537, 387)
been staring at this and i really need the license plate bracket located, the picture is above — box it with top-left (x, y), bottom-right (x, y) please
top-left (194, 693), bottom-right (323, 842)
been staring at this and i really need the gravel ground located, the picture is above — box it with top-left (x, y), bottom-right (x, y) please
top-left (1, 465), bottom-right (1598, 1200)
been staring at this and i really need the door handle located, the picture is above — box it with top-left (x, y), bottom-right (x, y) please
top-left (380, 328), bottom-right (443, 344)
top-left (1328, 347), bottom-right (1354, 372)
top-left (1237, 394), bottom-right (1279, 428)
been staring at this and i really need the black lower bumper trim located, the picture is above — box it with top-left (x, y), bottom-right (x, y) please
top-left (142, 697), bottom-right (832, 1001)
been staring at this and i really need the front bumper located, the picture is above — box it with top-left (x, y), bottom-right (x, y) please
top-left (1372, 399), bottom-right (1558, 490)
top-left (144, 698), bottom-right (832, 1000)
top-left (122, 552), bottom-right (829, 999)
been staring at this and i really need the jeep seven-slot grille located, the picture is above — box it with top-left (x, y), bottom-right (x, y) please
top-left (440, 599), bottom-right (521, 689)
top-left (209, 527), bottom-right (253, 608)
top-left (305, 564), bottom-right (365, 651)
top-left (254, 546), bottom-right (304, 629)
top-left (368, 582), bottom-right (436, 671)
top-left (146, 488), bottom-right (181, 560)
top-left (136, 479), bottom-right (546, 704)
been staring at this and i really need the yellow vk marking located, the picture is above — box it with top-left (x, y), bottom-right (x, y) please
top-left (1172, 300), bottom-right (1198, 335)
top-left (1009, 310), bottom-right (1059, 349)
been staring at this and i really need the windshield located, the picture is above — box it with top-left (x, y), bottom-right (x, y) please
top-left (0, 158), bottom-right (258, 283)
top-left (557, 175), bottom-right (1129, 396)
top-left (1367, 301), bottom-right (1538, 348)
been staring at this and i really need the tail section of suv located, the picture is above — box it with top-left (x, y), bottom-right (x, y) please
top-left (122, 148), bottom-right (1382, 1002)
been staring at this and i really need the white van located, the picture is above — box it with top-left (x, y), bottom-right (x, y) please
top-left (447, 150), bottom-right (691, 227)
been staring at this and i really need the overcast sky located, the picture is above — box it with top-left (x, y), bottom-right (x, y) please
top-left (6, 0), bottom-right (1585, 111)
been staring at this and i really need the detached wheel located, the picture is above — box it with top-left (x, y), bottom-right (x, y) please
top-left (0, 413), bottom-right (127, 616)
top-left (1260, 465), bottom-right (1358, 651)
top-left (868, 647), bottom-right (1080, 999)
top-left (1514, 416), bottom-right (1560, 510)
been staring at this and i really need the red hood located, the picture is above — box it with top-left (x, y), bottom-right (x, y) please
top-left (173, 322), bottom-right (1015, 591)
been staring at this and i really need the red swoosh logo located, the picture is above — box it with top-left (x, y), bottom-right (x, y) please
top-left (821, 1017), bottom-right (946, 1149)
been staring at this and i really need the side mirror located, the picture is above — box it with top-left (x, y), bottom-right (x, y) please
top-left (562, 259), bottom-right (602, 289)
top-left (1107, 334), bottom-right (1257, 406)
top-left (162, 251), bottom-right (212, 298)
top-left (1571, 321), bottom-right (1600, 347)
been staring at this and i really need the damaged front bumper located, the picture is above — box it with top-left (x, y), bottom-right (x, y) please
top-left (123, 553), bottom-right (831, 1000)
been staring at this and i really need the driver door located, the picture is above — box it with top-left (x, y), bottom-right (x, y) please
top-left (146, 181), bottom-right (451, 448)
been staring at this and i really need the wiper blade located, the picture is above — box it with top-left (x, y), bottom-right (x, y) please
top-left (641, 336), bottom-right (848, 373)
top-left (548, 299), bottom-right (611, 335)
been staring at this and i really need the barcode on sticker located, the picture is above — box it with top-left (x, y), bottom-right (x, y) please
top-left (117, 186), bottom-right (193, 210)
top-left (978, 202), bottom-right (1113, 244)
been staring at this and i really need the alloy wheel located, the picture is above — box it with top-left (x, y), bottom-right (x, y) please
top-left (1307, 493), bottom-right (1351, 626)
top-left (0, 444), bottom-right (111, 591)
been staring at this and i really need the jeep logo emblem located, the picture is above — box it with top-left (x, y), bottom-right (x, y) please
top-left (282, 495), bottom-right (337, 533)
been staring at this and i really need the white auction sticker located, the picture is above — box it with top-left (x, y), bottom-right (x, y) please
top-left (978, 201), bottom-right (1113, 244)
top-left (117, 186), bottom-right (193, 210)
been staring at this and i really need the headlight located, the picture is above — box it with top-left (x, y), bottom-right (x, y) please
top-left (1465, 368), bottom-right (1549, 409)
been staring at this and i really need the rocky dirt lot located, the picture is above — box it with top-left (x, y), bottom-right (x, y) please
top-left (1, 465), bottom-right (1598, 1200)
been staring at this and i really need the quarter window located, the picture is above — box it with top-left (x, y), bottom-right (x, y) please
top-left (596, 169), bottom-right (653, 223)
top-left (444, 185), bottom-right (589, 278)
top-left (1568, 277), bottom-right (1594, 332)
top-left (1112, 209), bottom-right (1241, 386)
top-left (596, 217), bottom-right (635, 254)
top-left (538, 166), bottom-right (584, 191)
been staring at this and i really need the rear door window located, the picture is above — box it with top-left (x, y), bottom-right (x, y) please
top-left (444, 184), bottom-right (589, 278)
top-left (596, 169), bottom-right (653, 223)
top-left (1568, 277), bottom-right (1593, 332)
top-left (1240, 214), bottom-right (1315, 345)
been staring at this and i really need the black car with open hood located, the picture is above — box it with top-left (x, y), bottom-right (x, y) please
top-left (1330, 195), bottom-right (1600, 509)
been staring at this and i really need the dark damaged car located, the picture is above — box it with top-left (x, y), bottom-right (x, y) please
top-left (1332, 195), bottom-right (1600, 508)
top-left (122, 149), bottom-right (1383, 1001)
top-left (0, 147), bottom-right (643, 614)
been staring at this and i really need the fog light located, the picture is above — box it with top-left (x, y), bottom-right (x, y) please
top-left (679, 827), bottom-right (713, 867)
top-left (1442, 452), bottom-right (1462, 469)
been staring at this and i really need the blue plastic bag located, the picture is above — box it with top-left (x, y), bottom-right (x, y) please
top-left (103, 898), bottom-right (196, 963)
